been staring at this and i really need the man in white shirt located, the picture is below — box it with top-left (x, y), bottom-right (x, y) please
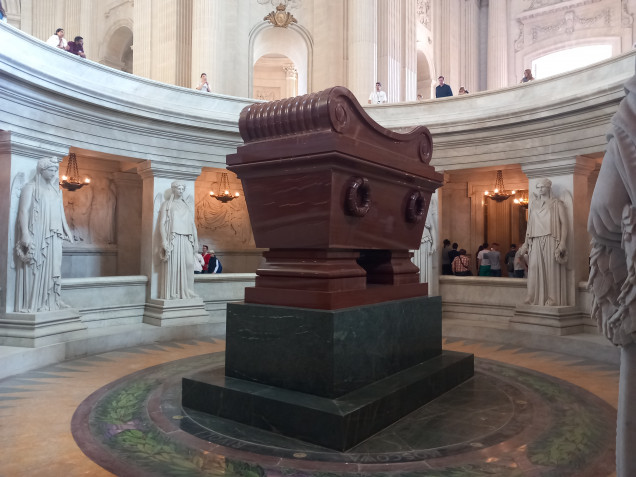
top-left (46, 28), bottom-right (68, 50)
top-left (477, 242), bottom-right (491, 276)
top-left (368, 82), bottom-right (387, 104)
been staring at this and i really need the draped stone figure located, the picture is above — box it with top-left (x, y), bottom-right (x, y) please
top-left (588, 71), bottom-right (636, 477)
top-left (158, 181), bottom-right (198, 300)
top-left (518, 178), bottom-right (568, 306)
top-left (419, 195), bottom-right (438, 284)
top-left (15, 157), bottom-right (73, 313)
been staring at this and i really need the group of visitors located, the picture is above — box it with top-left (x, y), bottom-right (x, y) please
top-left (441, 240), bottom-right (528, 278)
top-left (194, 245), bottom-right (222, 274)
top-left (46, 28), bottom-right (86, 58)
top-left (476, 242), bottom-right (527, 278)
top-left (431, 68), bottom-right (532, 99)
top-left (441, 240), bottom-right (472, 276)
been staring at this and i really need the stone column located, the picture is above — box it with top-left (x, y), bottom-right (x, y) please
top-left (191, 0), bottom-right (223, 92)
top-left (132, 0), bottom-right (152, 79)
top-left (134, 0), bottom-right (192, 86)
top-left (487, 0), bottom-right (508, 90)
top-left (64, 0), bottom-right (81, 42)
top-left (461, 0), bottom-right (480, 93)
top-left (79, 0), bottom-right (95, 59)
top-left (283, 65), bottom-right (298, 98)
top-left (511, 156), bottom-right (597, 335)
top-left (400, 0), bottom-right (417, 102)
top-left (137, 161), bottom-right (209, 326)
top-left (30, 0), bottom-right (59, 41)
top-left (377, 0), bottom-right (400, 102)
top-left (150, 0), bottom-right (192, 87)
top-left (347, 0), bottom-right (377, 104)
top-left (313, 0), bottom-right (345, 91)
top-left (431, 0), bottom-right (461, 93)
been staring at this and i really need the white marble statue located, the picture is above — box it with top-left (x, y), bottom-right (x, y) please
top-left (588, 70), bottom-right (636, 477)
top-left (14, 157), bottom-right (74, 313)
top-left (518, 178), bottom-right (568, 306)
top-left (420, 200), bottom-right (437, 284)
top-left (158, 181), bottom-right (198, 300)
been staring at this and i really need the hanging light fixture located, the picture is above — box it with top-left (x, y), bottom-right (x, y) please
top-left (59, 153), bottom-right (90, 192)
top-left (484, 170), bottom-right (515, 203)
top-left (210, 172), bottom-right (240, 203)
top-left (513, 190), bottom-right (529, 209)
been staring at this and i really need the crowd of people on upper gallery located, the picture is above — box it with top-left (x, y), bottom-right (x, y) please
top-left (45, 27), bottom-right (86, 58)
top-left (370, 68), bottom-right (532, 104)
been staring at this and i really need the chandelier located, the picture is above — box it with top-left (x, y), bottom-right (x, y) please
top-left (210, 172), bottom-right (240, 203)
top-left (59, 153), bottom-right (90, 192)
top-left (484, 170), bottom-right (515, 203)
top-left (513, 190), bottom-right (529, 208)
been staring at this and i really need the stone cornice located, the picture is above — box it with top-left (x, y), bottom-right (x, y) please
top-left (517, 0), bottom-right (603, 21)
top-left (521, 156), bottom-right (598, 177)
top-left (137, 161), bottom-right (203, 181)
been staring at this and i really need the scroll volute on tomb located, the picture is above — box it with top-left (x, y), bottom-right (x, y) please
top-left (226, 86), bottom-right (442, 252)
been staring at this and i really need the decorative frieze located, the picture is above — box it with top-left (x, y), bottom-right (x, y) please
top-left (515, 1), bottom-right (617, 50)
top-left (532, 8), bottom-right (611, 41)
top-left (417, 0), bottom-right (431, 30)
top-left (622, 0), bottom-right (633, 27)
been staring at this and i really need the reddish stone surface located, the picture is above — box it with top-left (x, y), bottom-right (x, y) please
top-left (227, 87), bottom-right (442, 309)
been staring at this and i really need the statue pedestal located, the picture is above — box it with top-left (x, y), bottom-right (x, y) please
top-left (143, 298), bottom-right (209, 326)
top-left (0, 309), bottom-right (85, 347)
top-left (510, 304), bottom-right (584, 335)
top-left (182, 297), bottom-right (474, 450)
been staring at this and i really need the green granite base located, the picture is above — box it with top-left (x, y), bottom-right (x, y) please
top-left (182, 296), bottom-right (474, 450)
top-left (224, 297), bottom-right (444, 398)
top-left (182, 350), bottom-right (474, 451)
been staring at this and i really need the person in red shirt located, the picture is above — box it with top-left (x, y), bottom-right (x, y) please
top-left (201, 245), bottom-right (212, 272)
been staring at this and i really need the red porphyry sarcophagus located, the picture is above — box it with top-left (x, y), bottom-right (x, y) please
top-left (227, 86), bottom-right (443, 309)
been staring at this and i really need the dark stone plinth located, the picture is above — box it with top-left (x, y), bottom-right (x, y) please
top-left (225, 297), bottom-right (442, 398)
top-left (182, 350), bottom-right (474, 451)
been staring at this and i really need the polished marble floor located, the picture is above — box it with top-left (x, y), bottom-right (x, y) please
top-left (0, 337), bottom-right (620, 476)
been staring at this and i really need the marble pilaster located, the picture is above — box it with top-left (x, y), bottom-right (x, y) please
top-left (400, 0), bottom-right (417, 102)
top-left (284, 64), bottom-right (298, 98)
top-left (312, 0), bottom-right (345, 91)
top-left (461, 0), bottom-right (480, 93)
top-left (487, 0), bottom-right (508, 90)
top-left (132, 0), bottom-right (152, 78)
top-left (377, 0), bottom-right (400, 102)
top-left (137, 161), bottom-right (208, 327)
top-left (347, 0), bottom-right (377, 104)
top-left (432, 0), bottom-right (461, 93)
top-left (510, 157), bottom-right (597, 335)
top-left (79, 0), bottom-right (95, 59)
top-left (64, 0), bottom-right (81, 43)
top-left (191, 0), bottom-right (221, 92)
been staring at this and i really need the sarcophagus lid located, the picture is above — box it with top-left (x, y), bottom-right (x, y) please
top-left (227, 86), bottom-right (442, 251)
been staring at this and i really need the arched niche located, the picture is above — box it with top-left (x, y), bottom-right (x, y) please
top-left (248, 22), bottom-right (312, 98)
top-left (253, 54), bottom-right (298, 100)
top-left (417, 48), bottom-right (434, 99)
top-left (100, 23), bottom-right (133, 73)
